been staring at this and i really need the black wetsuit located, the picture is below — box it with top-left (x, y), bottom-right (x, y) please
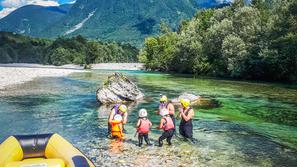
top-left (179, 107), bottom-right (193, 139)
top-left (158, 129), bottom-right (174, 146)
top-left (158, 117), bottom-right (175, 147)
top-left (138, 133), bottom-right (150, 147)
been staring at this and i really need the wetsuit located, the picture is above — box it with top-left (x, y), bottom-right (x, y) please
top-left (138, 133), bottom-right (150, 147)
top-left (158, 116), bottom-right (175, 147)
top-left (179, 107), bottom-right (193, 139)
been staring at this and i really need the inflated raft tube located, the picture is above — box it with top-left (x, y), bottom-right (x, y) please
top-left (0, 133), bottom-right (95, 167)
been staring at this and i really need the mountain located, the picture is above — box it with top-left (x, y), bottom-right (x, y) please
top-left (0, 4), bottom-right (72, 37)
top-left (41, 0), bottom-right (197, 46)
top-left (0, 0), bottom-right (233, 46)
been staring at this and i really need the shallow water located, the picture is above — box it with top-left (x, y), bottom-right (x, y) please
top-left (0, 70), bottom-right (297, 166)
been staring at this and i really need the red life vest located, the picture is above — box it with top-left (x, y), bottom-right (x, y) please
top-left (163, 116), bottom-right (174, 131)
top-left (138, 119), bottom-right (151, 134)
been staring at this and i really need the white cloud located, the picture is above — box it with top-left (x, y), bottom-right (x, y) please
top-left (0, 0), bottom-right (59, 19)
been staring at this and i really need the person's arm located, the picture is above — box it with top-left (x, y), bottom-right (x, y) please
top-left (108, 110), bottom-right (115, 124)
top-left (181, 109), bottom-right (194, 122)
top-left (122, 112), bottom-right (128, 124)
top-left (149, 120), bottom-right (152, 127)
top-left (168, 103), bottom-right (175, 114)
top-left (157, 118), bottom-right (165, 129)
top-left (136, 119), bottom-right (141, 128)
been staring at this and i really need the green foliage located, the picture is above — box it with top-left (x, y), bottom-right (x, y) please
top-left (141, 0), bottom-right (297, 82)
top-left (0, 32), bottom-right (139, 65)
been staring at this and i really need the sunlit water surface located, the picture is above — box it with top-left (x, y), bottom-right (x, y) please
top-left (0, 70), bottom-right (297, 166)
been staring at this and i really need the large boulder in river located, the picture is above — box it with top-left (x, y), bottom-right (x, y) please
top-left (96, 73), bottom-right (144, 104)
top-left (171, 93), bottom-right (201, 105)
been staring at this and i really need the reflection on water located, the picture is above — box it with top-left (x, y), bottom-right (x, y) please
top-left (0, 70), bottom-right (297, 166)
top-left (109, 140), bottom-right (124, 154)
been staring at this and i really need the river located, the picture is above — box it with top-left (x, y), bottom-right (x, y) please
top-left (0, 70), bottom-right (296, 166)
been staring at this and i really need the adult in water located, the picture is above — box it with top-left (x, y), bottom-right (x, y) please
top-left (178, 98), bottom-right (194, 140)
top-left (158, 95), bottom-right (176, 128)
top-left (108, 104), bottom-right (128, 136)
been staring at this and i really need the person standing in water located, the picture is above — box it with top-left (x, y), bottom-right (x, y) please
top-left (158, 95), bottom-right (176, 129)
top-left (178, 99), bottom-right (194, 140)
top-left (136, 109), bottom-right (152, 147)
top-left (157, 109), bottom-right (175, 147)
top-left (108, 104), bottom-right (128, 136)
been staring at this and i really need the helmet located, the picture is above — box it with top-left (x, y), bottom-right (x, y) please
top-left (180, 98), bottom-right (190, 108)
top-left (138, 108), bottom-right (147, 117)
top-left (119, 104), bottom-right (127, 113)
top-left (160, 108), bottom-right (169, 116)
top-left (114, 114), bottom-right (123, 122)
top-left (160, 95), bottom-right (168, 103)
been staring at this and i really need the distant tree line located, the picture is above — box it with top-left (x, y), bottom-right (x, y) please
top-left (139, 0), bottom-right (297, 82)
top-left (0, 33), bottom-right (138, 66)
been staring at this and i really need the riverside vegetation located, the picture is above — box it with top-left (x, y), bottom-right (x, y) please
top-left (139, 0), bottom-right (297, 82)
top-left (0, 32), bottom-right (138, 66)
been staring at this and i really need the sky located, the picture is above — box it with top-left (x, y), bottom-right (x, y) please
top-left (0, 0), bottom-right (75, 19)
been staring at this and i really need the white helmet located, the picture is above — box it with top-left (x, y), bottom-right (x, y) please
top-left (160, 108), bottom-right (169, 117)
top-left (114, 114), bottom-right (123, 122)
top-left (138, 108), bottom-right (147, 117)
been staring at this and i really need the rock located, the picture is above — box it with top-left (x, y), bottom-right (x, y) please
top-left (171, 92), bottom-right (201, 105)
top-left (96, 73), bottom-right (144, 104)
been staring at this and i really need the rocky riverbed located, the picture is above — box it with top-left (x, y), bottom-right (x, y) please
top-left (0, 66), bottom-right (82, 90)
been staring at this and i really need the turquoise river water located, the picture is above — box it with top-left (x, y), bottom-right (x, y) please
top-left (0, 70), bottom-right (297, 166)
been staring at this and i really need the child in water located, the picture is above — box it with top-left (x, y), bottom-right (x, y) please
top-left (136, 109), bottom-right (152, 147)
top-left (111, 114), bottom-right (124, 139)
top-left (157, 108), bottom-right (175, 147)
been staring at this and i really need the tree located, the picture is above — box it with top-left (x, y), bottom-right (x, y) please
top-left (204, 19), bottom-right (234, 76)
top-left (48, 47), bottom-right (73, 66)
top-left (231, 0), bottom-right (245, 11)
top-left (222, 34), bottom-right (248, 77)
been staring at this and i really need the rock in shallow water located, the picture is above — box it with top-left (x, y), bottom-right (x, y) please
top-left (96, 73), bottom-right (144, 104)
top-left (171, 92), bottom-right (201, 105)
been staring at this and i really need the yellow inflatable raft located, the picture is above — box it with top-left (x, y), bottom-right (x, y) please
top-left (0, 133), bottom-right (95, 167)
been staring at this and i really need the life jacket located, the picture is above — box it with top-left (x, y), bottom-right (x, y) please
top-left (137, 118), bottom-right (151, 134)
top-left (111, 120), bottom-right (124, 138)
top-left (111, 120), bottom-right (121, 132)
top-left (162, 116), bottom-right (174, 131)
top-left (159, 103), bottom-right (174, 115)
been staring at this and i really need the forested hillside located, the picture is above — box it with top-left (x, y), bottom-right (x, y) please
top-left (0, 0), bottom-right (234, 46)
top-left (0, 32), bottom-right (138, 65)
top-left (140, 0), bottom-right (297, 82)
top-left (0, 4), bottom-right (72, 37)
